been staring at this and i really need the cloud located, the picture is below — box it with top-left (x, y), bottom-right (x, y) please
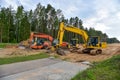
top-left (62, 5), bottom-right (79, 18)
top-left (0, 0), bottom-right (18, 10)
top-left (59, 0), bottom-right (94, 18)
top-left (0, 0), bottom-right (120, 40)
top-left (83, 0), bottom-right (120, 40)
top-left (0, 0), bottom-right (36, 10)
top-left (19, 0), bottom-right (36, 10)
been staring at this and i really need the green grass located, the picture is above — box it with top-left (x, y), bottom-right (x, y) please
top-left (0, 43), bottom-right (17, 48)
top-left (0, 53), bottom-right (49, 65)
top-left (71, 55), bottom-right (120, 80)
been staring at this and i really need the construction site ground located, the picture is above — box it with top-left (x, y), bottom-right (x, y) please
top-left (0, 43), bottom-right (119, 80)
top-left (60, 43), bottom-right (120, 62)
top-left (0, 48), bottom-right (47, 58)
top-left (0, 43), bottom-right (120, 63)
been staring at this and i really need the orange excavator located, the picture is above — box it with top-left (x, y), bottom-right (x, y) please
top-left (19, 32), bottom-right (53, 49)
top-left (29, 32), bottom-right (53, 49)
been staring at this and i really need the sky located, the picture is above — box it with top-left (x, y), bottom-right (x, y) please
top-left (0, 0), bottom-right (120, 40)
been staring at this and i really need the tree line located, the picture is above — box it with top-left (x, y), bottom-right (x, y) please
top-left (0, 3), bottom-right (119, 43)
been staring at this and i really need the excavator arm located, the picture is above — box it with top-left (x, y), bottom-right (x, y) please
top-left (57, 22), bottom-right (89, 46)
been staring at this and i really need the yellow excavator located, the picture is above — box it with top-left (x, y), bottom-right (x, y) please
top-left (52, 22), bottom-right (107, 55)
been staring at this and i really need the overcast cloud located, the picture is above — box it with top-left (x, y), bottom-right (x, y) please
top-left (0, 0), bottom-right (120, 40)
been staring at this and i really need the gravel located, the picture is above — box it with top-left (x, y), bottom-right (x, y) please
top-left (0, 58), bottom-right (89, 80)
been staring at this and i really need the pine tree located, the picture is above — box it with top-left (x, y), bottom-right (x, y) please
top-left (28, 10), bottom-right (33, 32)
top-left (20, 12), bottom-right (30, 41)
top-left (15, 6), bottom-right (24, 42)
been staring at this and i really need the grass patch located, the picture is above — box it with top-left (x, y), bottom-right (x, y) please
top-left (0, 43), bottom-right (17, 48)
top-left (72, 55), bottom-right (120, 80)
top-left (0, 53), bottom-right (49, 65)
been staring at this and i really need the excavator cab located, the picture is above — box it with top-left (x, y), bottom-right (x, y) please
top-left (31, 37), bottom-right (44, 49)
top-left (88, 36), bottom-right (99, 47)
top-left (70, 38), bottom-right (79, 47)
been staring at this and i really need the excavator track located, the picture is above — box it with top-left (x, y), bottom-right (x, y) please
top-left (90, 49), bottom-right (102, 55)
top-left (82, 48), bottom-right (102, 55)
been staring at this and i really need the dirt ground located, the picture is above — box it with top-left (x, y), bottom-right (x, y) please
top-left (0, 43), bottom-right (120, 62)
top-left (60, 43), bottom-right (120, 62)
top-left (0, 47), bottom-right (47, 58)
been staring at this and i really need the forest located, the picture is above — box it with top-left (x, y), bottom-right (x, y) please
top-left (0, 3), bottom-right (119, 43)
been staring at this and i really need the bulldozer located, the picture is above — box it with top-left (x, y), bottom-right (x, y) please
top-left (19, 32), bottom-right (53, 49)
top-left (52, 22), bottom-right (107, 55)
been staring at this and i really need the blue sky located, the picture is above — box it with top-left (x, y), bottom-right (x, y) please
top-left (0, 0), bottom-right (120, 40)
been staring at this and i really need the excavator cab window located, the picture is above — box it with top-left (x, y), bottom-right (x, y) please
top-left (32, 37), bottom-right (47, 46)
top-left (70, 38), bottom-right (78, 46)
top-left (36, 38), bottom-right (43, 45)
top-left (36, 38), bottom-right (47, 46)
top-left (31, 37), bottom-right (36, 44)
top-left (31, 38), bottom-right (35, 44)
top-left (52, 39), bottom-right (59, 46)
top-left (89, 37), bottom-right (98, 46)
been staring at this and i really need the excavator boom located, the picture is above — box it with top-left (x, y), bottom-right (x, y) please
top-left (58, 22), bottom-right (88, 45)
